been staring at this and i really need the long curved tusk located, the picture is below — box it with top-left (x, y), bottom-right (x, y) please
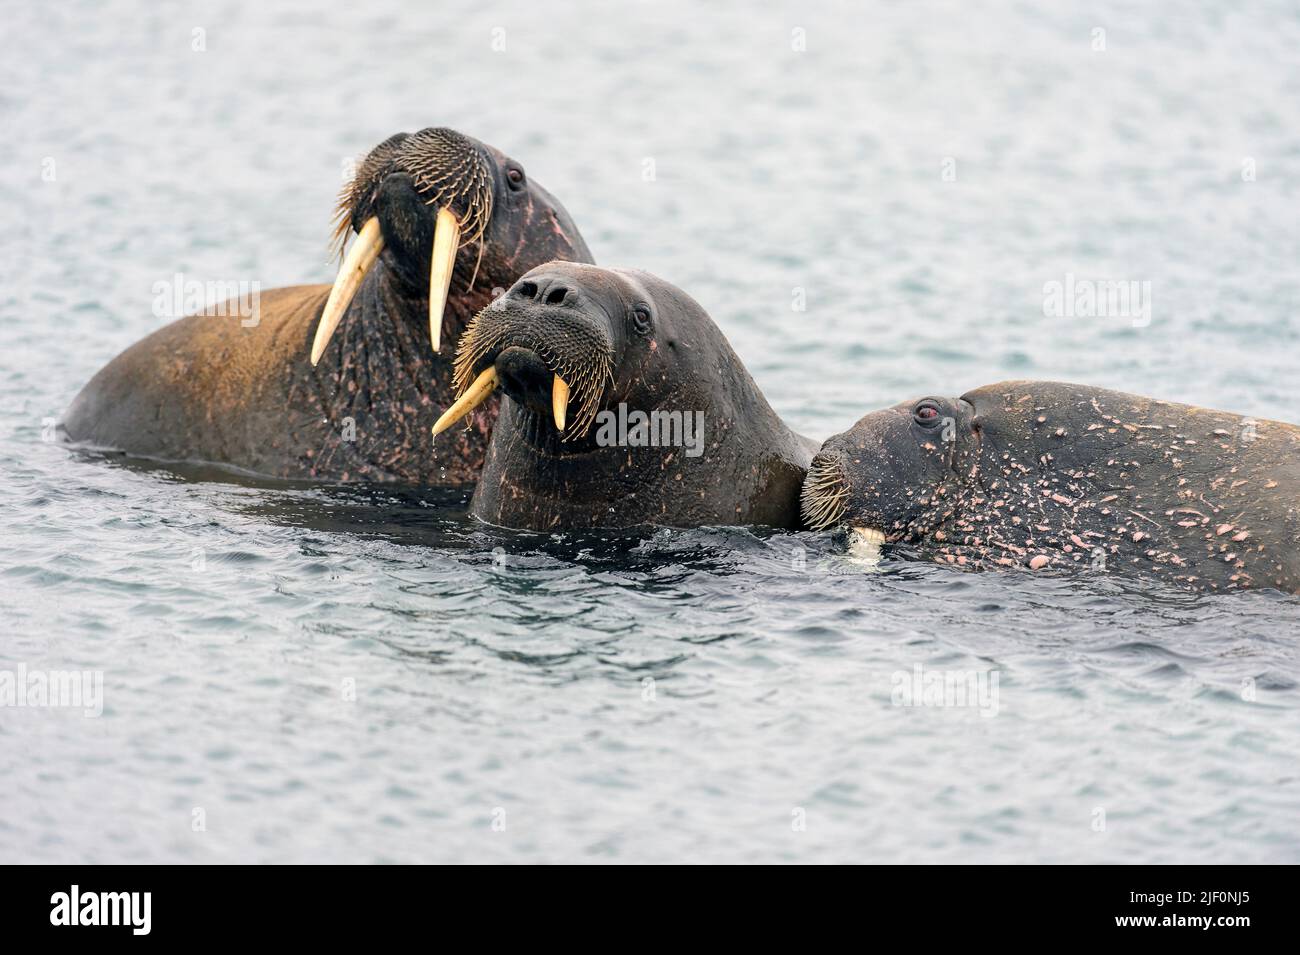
top-left (432, 366), bottom-right (498, 437)
top-left (552, 376), bottom-right (569, 433)
top-left (428, 207), bottom-right (461, 354)
top-left (310, 217), bottom-right (384, 366)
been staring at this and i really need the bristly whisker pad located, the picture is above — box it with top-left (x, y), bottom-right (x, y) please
top-left (801, 451), bottom-right (850, 530)
top-left (453, 306), bottom-right (615, 440)
top-left (330, 128), bottom-right (494, 272)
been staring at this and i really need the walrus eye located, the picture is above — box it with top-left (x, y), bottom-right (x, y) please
top-left (631, 304), bottom-right (653, 336)
top-left (506, 166), bottom-right (526, 191)
top-left (913, 401), bottom-right (942, 426)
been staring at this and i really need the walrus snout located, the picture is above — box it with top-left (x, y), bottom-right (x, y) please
top-left (802, 443), bottom-right (892, 542)
top-left (313, 128), bottom-right (494, 364)
top-left (801, 449), bottom-right (850, 530)
top-left (802, 401), bottom-right (968, 538)
top-left (494, 346), bottom-right (555, 416)
top-left (507, 275), bottom-right (580, 308)
top-left (802, 429), bottom-right (909, 536)
top-left (436, 275), bottom-right (617, 441)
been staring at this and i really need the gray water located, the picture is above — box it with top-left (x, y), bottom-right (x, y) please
top-left (2, 0), bottom-right (1299, 864)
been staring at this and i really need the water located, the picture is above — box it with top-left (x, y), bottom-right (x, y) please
top-left (2, 0), bottom-right (1299, 863)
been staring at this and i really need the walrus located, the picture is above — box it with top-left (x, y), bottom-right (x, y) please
top-left (430, 262), bottom-right (817, 529)
top-left (63, 127), bottom-right (592, 483)
top-left (801, 380), bottom-right (1300, 593)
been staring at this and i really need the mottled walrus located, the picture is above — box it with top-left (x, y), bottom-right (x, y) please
top-left (801, 381), bottom-right (1300, 593)
top-left (432, 262), bottom-right (817, 529)
top-left (63, 128), bottom-right (592, 483)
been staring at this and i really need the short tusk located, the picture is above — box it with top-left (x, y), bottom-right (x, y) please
top-left (432, 366), bottom-right (497, 437)
top-left (311, 217), bottom-right (384, 366)
top-left (848, 526), bottom-right (887, 565)
top-left (552, 376), bottom-right (569, 433)
top-left (428, 207), bottom-right (461, 354)
top-left (851, 527), bottom-right (886, 547)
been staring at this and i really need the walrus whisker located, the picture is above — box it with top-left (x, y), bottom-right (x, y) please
top-left (800, 451), bottom-right (850, 530)
top-left (404, 127), bottom-right (493, 248)
top-left (468, 235), bottom-right (484, 292)
top-left (452, 306), bottom-right (614, 442)
top-left (329, 131), bottom-right (409, 260)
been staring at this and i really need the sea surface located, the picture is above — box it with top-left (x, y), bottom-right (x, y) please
top-left (2, 0), bottom-right (1298, 863)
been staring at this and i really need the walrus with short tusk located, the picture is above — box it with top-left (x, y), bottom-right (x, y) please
top-left (63, 127), bottom-right (592, 483)
top-left (801, 380), bottom-right (1300, 593)
top-left (433, 262), bottom-right (818, 529)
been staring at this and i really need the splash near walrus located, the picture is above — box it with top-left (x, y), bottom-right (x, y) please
top-left (802, 381), bottom-right (1300, 593)
top-left (433, 262), bottom-right (818, 529)
top-left (63, 128), bottom-right (592, 483)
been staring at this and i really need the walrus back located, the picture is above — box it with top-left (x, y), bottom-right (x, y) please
top-left (965, 381), bottom-right (1300, 592)
top-left (63, 285), bottom-right (329, 469)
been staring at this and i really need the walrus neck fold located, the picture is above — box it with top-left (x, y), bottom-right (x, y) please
top-left (299, 256), bottom-right (497, 483)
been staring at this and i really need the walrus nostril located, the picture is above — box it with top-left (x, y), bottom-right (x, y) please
top-left (515, 281), bottom-right (538, 300)
top-left (545, 286), bottom-right (569, 305)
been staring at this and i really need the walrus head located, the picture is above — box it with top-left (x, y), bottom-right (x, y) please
top-left (803, 381), bottom-right (1300, 591)
top-left (435, 262), bottom-right (678, 445)
top-left (432, 262), bottom-right (814, 529)
top-left (310, 127), bottom-right (591, 365)
top-left (802, 394), bottom-right (981, 546)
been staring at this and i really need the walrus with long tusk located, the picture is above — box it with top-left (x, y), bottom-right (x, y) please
top-left (63, 128), bottom-right (593, 483)
top-left (801, 380), bottom-right (1300, 593)
top-left (433, 262), bottom-right (818, 529)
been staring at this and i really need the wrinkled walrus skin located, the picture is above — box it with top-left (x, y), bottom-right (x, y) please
top-left (63, 128), bottom-right (592, 484)
top-left (802, 381), bottom-right (1300, 594)
top-left (437, 263), bottom-right (818, 530)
